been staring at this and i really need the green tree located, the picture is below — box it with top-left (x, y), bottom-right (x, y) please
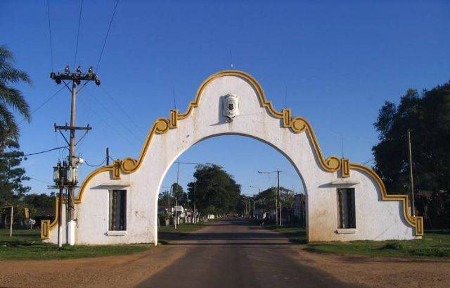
top-left (0, 46), bottom-right (31, 227)
top-left (0, 140), bottom-right (30, 227)
top-left (255, 186), bottom-right (294, 213)
top-left (171, 182), bottom-right (187, 206)
top-left (373, 83), bottom-right (450, 228)
top-left (372, 89), bottom-right (422, 194)
top-left (23, 192), bottom-right (56, 217)
top-left (0, 45), bottom-right (31, 145)
top-left (255, 187), bottom-right (276, 212)
top-left (187, 164), bottom-right (241, 215)
top-left (0, 140), bottom-right (30, 202)
top-left (158, 190), bottom-right (173, 207)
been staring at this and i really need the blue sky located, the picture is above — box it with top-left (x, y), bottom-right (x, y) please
top-left (1, 0), bottom-right (449, 197)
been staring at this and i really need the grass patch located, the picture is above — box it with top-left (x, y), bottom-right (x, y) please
top-left (0, 229), bottom-right (152, 261)
top-left (263, 225), bottom-right (307, 244)
top-left (158, 223), bottom-right (205, 241)
top-left (306, 231), bottom-right (450, 259)
top-left (158, 223), bottom-right (205, 234)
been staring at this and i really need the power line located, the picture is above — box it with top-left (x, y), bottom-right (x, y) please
top-left (24, 146), bottom-right (68, 157)
top-left (100, 86), bottom-right (146, 136)
top-left (84, 158), bottom-right (106, 167)
top-left (78, 95), bottom-right (137, 146)
top-left (0, 146), bottom-right (68, 158)
top-left (18, 86), bottom-right (65, 125)
top-left (96, 0), bottom-right (120, 72)
top-left (28, 177), bottom-right (52, 185)
top-left (45, 0), bottom-right (54, 71)
top-left (89, 93), bottom-right (142, 143)
top-left (74, 0), bottom-right (84, 66)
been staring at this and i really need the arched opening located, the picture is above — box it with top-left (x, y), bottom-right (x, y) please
top-left (156, 134), bottom-right (307, 244)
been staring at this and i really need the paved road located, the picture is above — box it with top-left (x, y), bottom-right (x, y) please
top-left (136, 220), bottom-right (362, 288)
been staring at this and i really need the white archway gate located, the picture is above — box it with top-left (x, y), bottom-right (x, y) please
top-left (42, 70), bottom-right (423, 245)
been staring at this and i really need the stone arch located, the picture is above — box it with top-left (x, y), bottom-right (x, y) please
top-left (41, 70), bottom-right (423, 245)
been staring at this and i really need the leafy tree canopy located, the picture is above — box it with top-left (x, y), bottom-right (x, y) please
top-left (373, 82), bottom-right (450, 228)
top-left (0, 45), bottom-right (31, 146)
top-left (373, 84), bottom-right (450, 194)
top-left (0, 139), bottom-right (30, 205)
top-left (255, 186), bottom-right (295, 213)
top-left (187, 164), bottom-right (241, 215)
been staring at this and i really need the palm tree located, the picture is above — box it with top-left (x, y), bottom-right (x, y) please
top-left (0, 45), bottom-right (31, 146)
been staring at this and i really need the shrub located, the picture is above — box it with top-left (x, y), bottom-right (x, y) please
top-left (381, 242), bottom-right (404, 250)
top-left (409, 247), bottom-right (450, 257)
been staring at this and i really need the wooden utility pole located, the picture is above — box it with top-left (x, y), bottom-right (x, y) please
top-left (50, 66), bottom-right (100, 245)
top-left (174, 161), bottom-right (180, 229)
top-left (57, 169), bottom-right (64, 249)
top-left (172, 161), bottom-right (202, 226)
top-left (408, 129), bottom-right (415, 216)
top-left (193, 181), bottom-right (196, 224)
top-left (9, 206), bottom-right (13, 237)
top-left (258, 170), bottom-right (282, 226)
top-left (276, 170), bottom-right (281, 226)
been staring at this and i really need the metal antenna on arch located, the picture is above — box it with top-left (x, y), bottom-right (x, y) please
top-left (229, 49), bottom-right (234, 69)
top-left (172, 86), bottom-right (177, 110)
top-left (284, 86), bottom-right (288, 108)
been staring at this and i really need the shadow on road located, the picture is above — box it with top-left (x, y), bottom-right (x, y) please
top-left (159, 219), bottom-right (302, 246)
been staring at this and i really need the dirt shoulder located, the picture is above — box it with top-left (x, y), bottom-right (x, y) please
top-left (2, 238), bottom-right (449, 288)
top-left (0, 246), bottom-right (188, 288)
top-left (292, 246), bottom-right (450, 288)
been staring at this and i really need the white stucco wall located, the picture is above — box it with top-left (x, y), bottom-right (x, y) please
top-left (46, 72), bottom-right (417, 245)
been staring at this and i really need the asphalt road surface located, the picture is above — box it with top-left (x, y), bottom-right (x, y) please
top-left (136, 220), bottom-right (362, 288)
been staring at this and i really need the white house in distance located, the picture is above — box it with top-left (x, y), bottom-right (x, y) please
top-left (41, 70), bottom-right (424, 245)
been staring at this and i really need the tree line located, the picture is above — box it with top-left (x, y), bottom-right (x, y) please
top-left (373, 83), bottom-right (450, 228)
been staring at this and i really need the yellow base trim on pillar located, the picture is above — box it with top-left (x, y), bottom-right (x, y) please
top-left (415, 216), bottom-right (424, 236)
top-left (41, 219), bottom-right (50, 240)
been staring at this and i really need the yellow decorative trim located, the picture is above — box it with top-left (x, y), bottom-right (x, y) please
top-left (415, 217), bottom-right (424, 236)
top-left (49, 197), bottom-right (59, 228)
top-left (112, 160), bottom-right (121, 179)
top-left (41, 219), bottom-right (50, 239)
top-left (291, 117), bottom-right (307, 133)
top-left (43, 69), bottom-right (423, 238)
top-left (40, 198), bottom-right (59, 239)
top-left (282, 109), bottom-right (292, 127)
top-left (178, 70), bottom-right (284, 119)
top-left (121, 158), bottom-right (138, 173)
top-left (170, 110), bottom-right (178, 128)
top-left (341, 158), bottom-right (350, 178)
top-left (155, 118), bottom-right (170, 134)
